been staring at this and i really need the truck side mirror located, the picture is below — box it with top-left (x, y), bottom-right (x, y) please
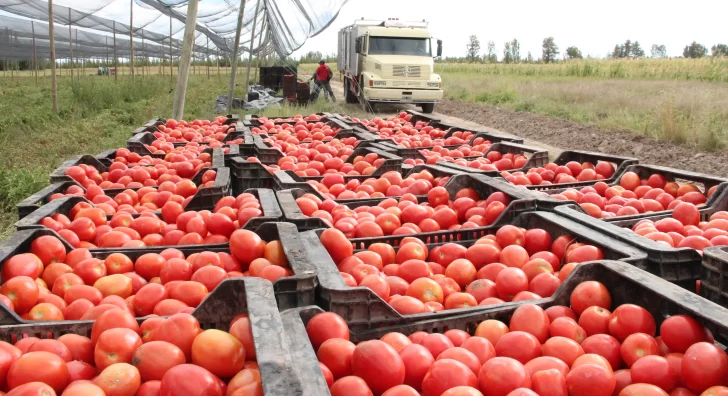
top-left (436, 40), bottom-right (443, 58)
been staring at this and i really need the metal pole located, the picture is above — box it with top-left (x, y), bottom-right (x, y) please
top-left (226, 0), bottom-right (247, 114)
top-left (169, 14), bottom-right (173, 81)
top-left (216, 47), bottom-right (220, 77)
top-left (206, 36), bottom-right (210, 80)
top-left (113, 21), bottom-right (118, 81)
top-left (129, 0), bottom-right (134, 79)
top-left (49, 0), bottom-right (58, 113)
top-left (77, 29), bottom-right (82, 78)
top-left (243, 0), bottom-right (262, 97)
top-left (141, 32), bottom-right (145, 77)
top-left (171, 0), bottom-right (200, 119)
top-left (106, 36), bottom-right (109, 77)
top-left (254, 17), bottom-right (265, 84)
top-left (68, 9), bottom-right (74, 82)
top-left (32, 22), bottom-right (38, 83)
top-left (9, 31), bottom-right (14, 81)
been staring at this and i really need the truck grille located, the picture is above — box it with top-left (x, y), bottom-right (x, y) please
top-left (393, 81), bottom-right (422, 87)
top-left (393, 65), bottom-right (421, 77)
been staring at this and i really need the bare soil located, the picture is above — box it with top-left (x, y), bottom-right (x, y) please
top-left (329, 80), bottom-right (728, 178)
top-left (435, 99), bottom-right (728, 178)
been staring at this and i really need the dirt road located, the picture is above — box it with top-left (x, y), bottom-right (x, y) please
top-left (328, 80), bottom-right (728, 177)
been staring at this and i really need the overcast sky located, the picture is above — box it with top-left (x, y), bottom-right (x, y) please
top-left (293, 0), bottom-right (727, 59)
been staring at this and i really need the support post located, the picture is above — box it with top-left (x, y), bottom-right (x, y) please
top-left (216, 47), bottom-right (220, 77)
top-left (243, 0), bottom-right (262, 97)
top-left (169, 14), bottom-right (173, 81)
top-left (206, 36), bottom-right (210, 80)
top-left (171, 0), bottom-right (200, 120)
top-left (129, 0), bottom-right (134, 79)
top-left (254, 17), bottom-right (265, 84)
top-left (68, 9), bottom-right (73, 82)
top-left (49, 0), bottom-right (58, 113)
top-left (32, 21), bottom-right (38, 83)
top-left (113, 21), bottom-right (118, 81)
top-left (226, 0), bottom-right (247, 114)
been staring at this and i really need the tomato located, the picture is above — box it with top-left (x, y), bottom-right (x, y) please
top-left (227, 367), bottom-right (263, 395)
top-left (330, 376), bottom-right (373, 396)
top-left (609, 304), bottom-right (656, 342)
top-left (445, 259), bottom-right (477, 288)
top-left (90, 308), bottom-right (138, 345)
top-left (509, 304), bottom-right (550, 343)
top-left (351, 340), bottom-right (405, 394)
top-left (524, 229), bottom-right (552, 255)
top-left (542, 336), bottom-right (585, 367)
top-left (474, 320), bottom-right (509, 347)
top-left (569, 281), bottom-right (611, 315)
top-left (630, 355), bottom-right (678, 392)
top-left (566, 363), bottom-right (616, 396)
top-left (58, 333), bottom-right (93, 364)
top-left (659, 315), bottom-right (708, 354)
top-left (95, 362), bottom-right (142, 396)
top-left (317, 338), bottom-right (356, 379)
top-left (3, 253), bottom-right (44, 281)
top-left (549, 317), bottom-right (587, 343)
top-left (1, 276), bottom-right (39, 314)
top-left (129, 341), bottom-right (185, 382)
top-left (63, 381), bottom-right (107, 396)
top-left (578, 306), bottom-right (611, 336)
top-left (398, 343), bottom-right (435, 390)
top-left (306, 312), bottom-right (350, 351)
top-left (320, 229), bottom-right (353, 264)
top-left (478, 357), bottom-right (531, 396)
top-left (94, 328), bottom-right (143, 371)
top-left (421, 358), bottom-right (478, 396)
top-left (229, 316), bottom-right (256, 360)
top-left (681, 342), bottom-right (728, 393)
top-left (495, 268), bottom-right (528, 301)
top-left (532, 368), bottom-right (568, 396)
top-left (7, 351), bottom-right (68, 393)
top-left (5, 382), bottom-right (60, 395)
top-left (494, 331), bottom-right (541, 365)
top-left (31, 235), bottom-right (67, 266)
top-left (438, 347), bottom-right (481, 376)
top-left (621, 333), bottom-right (659, 367)
top-left (27, 339), bottom-right (72, 362)
top-left (151, 313), bottom-right (202, 361)
top-left (618, 383), bottom-right (669, 395)
top-left (191, 329), bottom-right (245, 378)
top-left (580, 334), bottom-right (622, 371)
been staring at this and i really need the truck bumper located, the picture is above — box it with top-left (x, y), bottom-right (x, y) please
top-left (363, 88), bottom-right (443, 104)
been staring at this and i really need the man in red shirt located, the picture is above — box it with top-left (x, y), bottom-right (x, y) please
top-left (310, 60), bottom-right (336, 102)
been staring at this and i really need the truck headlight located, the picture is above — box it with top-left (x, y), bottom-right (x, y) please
top-left (427, 82), bottom-right (440, 88)
top-left (373, 81), bottom-right (386, 86)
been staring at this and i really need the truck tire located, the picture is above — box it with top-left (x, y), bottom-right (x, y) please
top-left (420, 103), bottom-right (435, 114)
top-left (344, 78), bottom-right (357, 104)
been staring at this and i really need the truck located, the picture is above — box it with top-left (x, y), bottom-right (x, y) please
top-left (338, 18), bottom-right (443, 113)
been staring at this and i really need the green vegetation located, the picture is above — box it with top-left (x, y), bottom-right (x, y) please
top-left (436, 59), bottom-right (728, 150)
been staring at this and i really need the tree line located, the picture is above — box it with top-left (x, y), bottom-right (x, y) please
top-left (461, 35), bottom-right (728, 63)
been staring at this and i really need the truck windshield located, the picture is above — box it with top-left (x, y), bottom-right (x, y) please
top-left (368, 37), bottom-right (431, 56)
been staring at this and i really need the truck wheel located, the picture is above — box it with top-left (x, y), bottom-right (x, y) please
top-left (344, 78), bottom-right (357, 104)
top-left (420, 103), bottom-right (435, 114)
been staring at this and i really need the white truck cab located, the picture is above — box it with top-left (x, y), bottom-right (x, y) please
top-left (338, 18), bottom-right (444, 113)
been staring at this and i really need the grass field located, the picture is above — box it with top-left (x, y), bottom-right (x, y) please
top-left (0, 73), bottom-right (345, 238)
top-left (435, 59), bottom-right (728, 150)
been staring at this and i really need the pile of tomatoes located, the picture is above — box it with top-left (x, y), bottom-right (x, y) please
top-left (318, 223), bottom-right (605, 314)
top-left (150, 116), bottom-right (240, 144)
top-left (305, 281), bottom-right (728, 396)
top-left (0, 311), bottom-right (261, 395)
top-left (35, 191), bottom-right (265, 248)
top-left (502, 160), bottom-right (617, 186)
top-left (298, 185), bottom-right (513, 236)
top-left (630, 206), bottom-right (728, 251)
top-left (63, 159), bottom-right (216, 190)
top-left (250, 120), bottom-right (342, 142)
top-left (547, 171), bottom-right (714, 219)
top-left (0, 228), bottom-right (285, 320)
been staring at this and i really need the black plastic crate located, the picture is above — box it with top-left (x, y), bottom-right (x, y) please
top-left (516, 150), bottom-right (640, 191)
top-left (546, 164), bottom-right (728, 225)
top-left (275, 173), bottom-right (551, 232)
top-left (0, 222), bottom-right (316, 317)
top-left (281, 259), bottom-right (728, 388)
top-left (437, 141), bottom-right (550, 176)
top-left (230, 158), bottom-right (277, 195)
top-left (0, 276), bottom-right (315, 395)
top-left (553, 203), bottom-right (707, 290)
top-left (15, 181), bottom-right (271, 235)
top-left (253, 135), bottom-right (286, 164)
top-left (299, 216), bottom-right (647, 330)
top-left (702, 246), bottom-right (728, 308)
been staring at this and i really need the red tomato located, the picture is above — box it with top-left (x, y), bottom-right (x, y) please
top-left (565, 363), bottom-right (616, 396)
top-left (609, 304), bottom-right (656, 342)
top-left (330, 376), bottom-right (373, 396)
top-left (509, 304), bottom-right (550, 343)
top-left (306, 312), bottom-right (350, 351)
top-left (659, 315), bottom-right (708, 353)
top-left (569, 281), bottom-right (612, 315)
top-left (630, 355), bottom-right (678, 392)
top-left (399, 343), bottom-right (435, 391)
top-left (95, 362), bottom-right (142, 395)
top-left (494, 331), bottom-right (541, 365)
top-left (7, 351), bottom-right (68, 393)
top-left (477, 357), bottom-right (531, 396)
top-left (318, 338), bottom-right (356, 379)
top-left (681, 342), bottom-right (728, 393)
top-left (151, 313), bottom-right (202, 361)
top-left (421, 358), bottom-right (478, 396)
top-left (352, 340), bottom-right (406, 394)
top-left (620, 333), bottom-right (659, 367)
top-left (132, 341), bottom-right (186, 382)
top-left (191, 329), bottom-right (245, 378)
